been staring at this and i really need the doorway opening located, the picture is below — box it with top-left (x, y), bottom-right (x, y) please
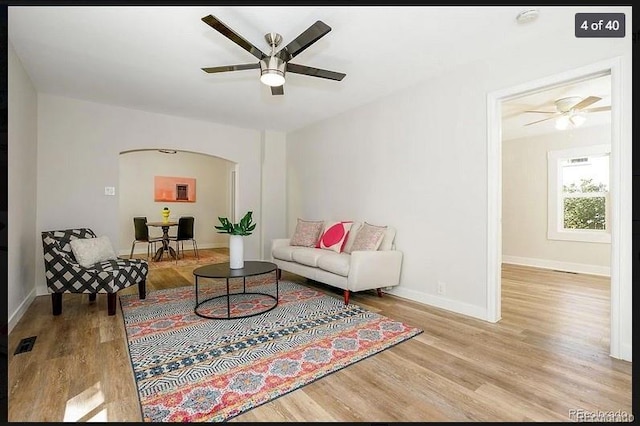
top-left (486, 58), bottom-right (628, 360)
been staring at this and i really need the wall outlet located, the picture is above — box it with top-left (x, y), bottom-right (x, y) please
top-left (104, 186), bottom-right (116, 196)
top-left (437, 281), bottom-right (446, 295)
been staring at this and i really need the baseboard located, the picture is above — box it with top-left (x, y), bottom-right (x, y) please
top-left (502, 255), bottom-right (610, 277)
top-left (617, 343), bottom-right (632, 362)
top-left (386, 287), bottom-right (489, 321)
top-left (8, 288), bottom-right (38, 335)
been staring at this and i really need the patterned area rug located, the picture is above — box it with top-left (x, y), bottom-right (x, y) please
top-left (120, 276), bottom-right (422, 422)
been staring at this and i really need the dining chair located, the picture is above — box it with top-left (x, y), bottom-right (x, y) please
top-left (130, 217), bottom-right (163, 260)
top-left (168, 216), bottom-right (199, 261)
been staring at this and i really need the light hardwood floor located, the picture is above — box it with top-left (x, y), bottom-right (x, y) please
top-left (7, 251), bottom-right (632, 422)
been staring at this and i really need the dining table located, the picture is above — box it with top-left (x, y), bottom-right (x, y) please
top-left (147, 221), bottom-right (178, 261)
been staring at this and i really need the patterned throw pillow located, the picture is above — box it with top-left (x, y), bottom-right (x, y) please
top-left (70, 235), bottom-right (118, 268)
top-left (317, 221), bottom-right (353, 253)
top-left (346, 222), bottom-right (387, 252)
top-left (290, 219), bottom-right (324, 247)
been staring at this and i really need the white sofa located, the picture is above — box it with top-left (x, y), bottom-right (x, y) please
top-left (271, 221), bottom-right (403, 304)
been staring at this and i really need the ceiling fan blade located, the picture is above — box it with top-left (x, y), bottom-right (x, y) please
top-left (524, 110), bottom-right (556, 114)
top-left (584, 106), bottom-right (611, 113)
top-left (271, 85), bottom-right (284, 96)
top-left (524, 114), bottom-right (560, 126)
top-left (202, 15), bottom-right (266, 61)
top-left (201, 63), bottom-right (260, 73)
top-left (276, 21), bottom-right (331, 62)
top-left (287, 63), bottom-right (346, 81)
top-left (571, 96), bottom-right (601, 110)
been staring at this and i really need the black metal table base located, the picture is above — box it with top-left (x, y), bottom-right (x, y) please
top-left (195, 291), bottom-right (278, 320)
top-left (193, 263), bottom-right (279, 320)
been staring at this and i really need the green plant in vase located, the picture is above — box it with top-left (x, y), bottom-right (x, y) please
top-left (214, 211), bottom-right (256, 236)
top-left (215, 211), bottom-right (256, 268)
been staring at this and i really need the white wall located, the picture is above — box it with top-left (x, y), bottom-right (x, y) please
top-left (502, 124), bottom-right (611, 275)
top-left (260, 131), bottom-right (287, 259)
top-left (118, 150), bottom-right (234, 255)
top-left (287, 14), bottom-right (632, 330)
top-left (7, 42), bottom-right (39, 332)
top-left (35, 94), bottom-right (263, 297)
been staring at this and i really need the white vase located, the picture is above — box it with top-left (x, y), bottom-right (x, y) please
top-left (229, 235), bottom-right (244, 269)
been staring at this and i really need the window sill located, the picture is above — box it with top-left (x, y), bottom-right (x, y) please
top-left (547, 229), bottom-right (611, 244)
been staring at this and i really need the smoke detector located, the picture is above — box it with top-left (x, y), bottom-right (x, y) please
top-left (516, 9), bottom-right (539, 24)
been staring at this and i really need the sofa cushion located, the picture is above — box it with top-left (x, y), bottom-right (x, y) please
top-left (317, 221), bottom-right (353, 253)
top-left (272, 245), bottom-right (304, 261)
top-left (317, 252), bottom-right (351, 277)
top-left (290, 218), bottom-right (324, 247)
top-left (291, 247), bottom-right (326, 267)
top-left (347, 222), bottom-right (386, 252)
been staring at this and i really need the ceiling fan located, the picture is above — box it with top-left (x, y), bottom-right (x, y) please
top-left (200, 15), bottom-right (346, 95)
top-left (523, 96), bottom-right (611, 129)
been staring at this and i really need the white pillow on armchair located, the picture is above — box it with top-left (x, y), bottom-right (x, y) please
top-left (70, 235), bottom-right (118, 267)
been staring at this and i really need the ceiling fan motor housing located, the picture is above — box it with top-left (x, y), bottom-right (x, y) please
top-left (555, 96), bottom-right (583, 112)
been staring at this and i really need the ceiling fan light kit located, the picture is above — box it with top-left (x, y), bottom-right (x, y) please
top-left (555, 112), bottom-right (586, 130)
top-left (260, 56), bottom-right (286, 87)
top-left (200, 15), bottom-right (346, 95)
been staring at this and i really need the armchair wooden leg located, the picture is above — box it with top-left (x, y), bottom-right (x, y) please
top-left (343, 290), bottom-right (350, 305)
top-left (376, 288), bottom-right (383, 297)
top-left (51, 293), bottom-right (62, 316)
top-left (89, 293), bottom-right (97, 302)
top-left (107, 293), bottom-right (117, 316)
top-left (138, 279), bottom-right (147, 300)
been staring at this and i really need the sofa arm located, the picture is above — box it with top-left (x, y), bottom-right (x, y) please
top-left (271, 238), bottom-right (291, 261)
top-left (347, 250), bottom-right (403, 292)
top-left (271, 238), bottom-right (291, 250)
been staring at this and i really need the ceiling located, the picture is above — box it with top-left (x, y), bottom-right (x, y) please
top-left (8, 6), bottom-right (611, 134)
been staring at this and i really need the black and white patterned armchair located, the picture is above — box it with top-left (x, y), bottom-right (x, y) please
top-left (41, 228), bottom-right (148, 316)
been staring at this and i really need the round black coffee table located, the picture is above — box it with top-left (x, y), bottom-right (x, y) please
top-left (192, 261), bottom-right (278, 319)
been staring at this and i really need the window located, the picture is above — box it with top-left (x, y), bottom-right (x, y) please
top-left (176, 184), bottom-right (189, 201)
top-left (547, 144), bottom-right (611, 243)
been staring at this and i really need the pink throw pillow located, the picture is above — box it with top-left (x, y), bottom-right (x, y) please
top-left (317, 221), bottom-right (353, 253)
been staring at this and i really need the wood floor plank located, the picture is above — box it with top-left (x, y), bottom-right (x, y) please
top-left (7, 254), bottom-right (632, 422)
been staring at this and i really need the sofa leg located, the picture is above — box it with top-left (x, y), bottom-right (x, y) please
top-left (107, 293), bottom-right (117, 316)
top-left (376, 288), bottom-right (383, 297)
top-left (89, 293), bottom-right (97, 302)
top-left (343, 290), bottom-right (350, 305)
top-left (138, 279), bottom-right (147, 300)
top-left (51, 293), bottom-right (62, 316)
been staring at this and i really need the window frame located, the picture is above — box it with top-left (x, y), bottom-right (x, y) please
top-left (547, 144), bottom-right (611, 244)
